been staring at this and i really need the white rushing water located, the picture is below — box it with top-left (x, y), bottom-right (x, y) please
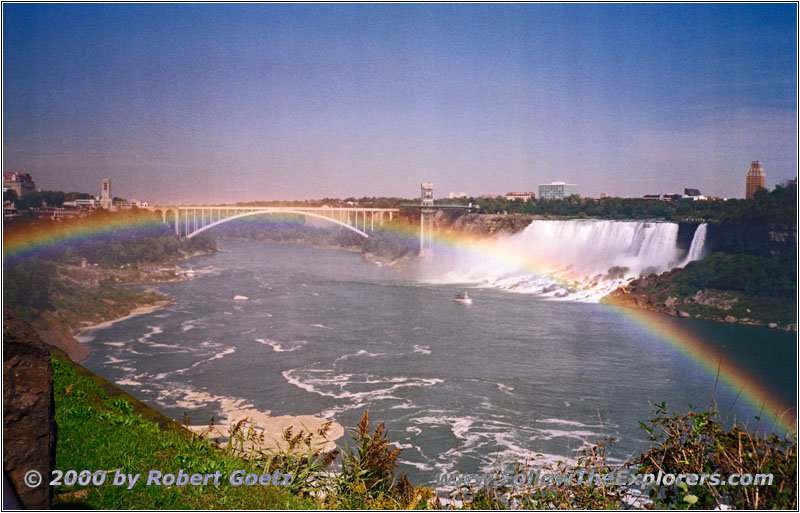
top-left (425, 220), bottom-right (708, 301)
top-left (680, 223), bottom-right (708, 266)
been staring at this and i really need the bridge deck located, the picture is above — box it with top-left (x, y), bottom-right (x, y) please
top-left (146, 205), bottom-right (399, 239)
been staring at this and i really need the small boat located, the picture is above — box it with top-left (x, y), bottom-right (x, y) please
top-left (452, 291), bottom-right (472, 304)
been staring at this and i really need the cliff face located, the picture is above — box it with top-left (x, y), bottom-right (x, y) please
top-left (706, 223), bottom-right (796, 256)
top-left (3, 309), bottom-right (57, 509)
top-left (448, 214), bottom-right (535, 236)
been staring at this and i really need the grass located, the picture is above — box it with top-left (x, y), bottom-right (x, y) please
top-left (51, 353), bottom-right (316, 509)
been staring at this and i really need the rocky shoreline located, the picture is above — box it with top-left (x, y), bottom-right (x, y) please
top-left (603, 275), bottom-right (797, 332)
top-left (33, 251), bottom-right (215, 362)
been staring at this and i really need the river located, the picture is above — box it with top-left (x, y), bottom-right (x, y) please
top-left (80, 237), bottom-right (796, 488)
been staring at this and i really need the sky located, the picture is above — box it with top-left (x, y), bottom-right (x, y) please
top-left (3, 3), bottom-right (797, 203)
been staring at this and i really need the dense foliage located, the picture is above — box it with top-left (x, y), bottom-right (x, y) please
top-left (3, 259), bottom-right (58, 319)
top-left (462, 183), bottom-right (797, 224)
top-left (678, 250), bottom-right (796, 298)
top-left (635, 403), bottom-right (797, 509)
top-left (4, 210), bottom-right (216, 268)
top-left (610, 248), bottom-right (797, 326)
top-left (3, 258), bottom-right (166, 326)
top-left (3, 210), bottom-right (216, 329)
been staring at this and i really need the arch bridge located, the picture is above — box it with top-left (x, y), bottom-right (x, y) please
top-left (145, 205), bottom-right (398, 239)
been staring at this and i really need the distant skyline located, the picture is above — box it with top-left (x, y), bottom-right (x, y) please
top-left (3, 3), bottom-right (797, 203)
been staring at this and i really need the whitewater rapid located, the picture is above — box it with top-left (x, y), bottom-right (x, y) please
top-left (423, 220), bottom-right (708, 301)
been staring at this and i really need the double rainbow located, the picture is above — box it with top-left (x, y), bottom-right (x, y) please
top-left (3, 210), bottom-right (795, 435)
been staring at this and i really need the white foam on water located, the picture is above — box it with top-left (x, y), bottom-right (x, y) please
top-left (137, 325), bottom-right (163, 344)
top-left (201, 347), bottom-right (235, 364)
top-left (116, 379), bottom-right (142, 386)
top-left (256, 338), bottom-right (306, 352)
top-left (283, 368), bottom-right (442, 416)
top-left (412, 344), bottom-right (431, 355)
top-left (534, 428), bottom-right (600, 442)
top-left (390, 400), bottom-right (417, 410)
top-left (536, 418), bottom-right (611, 429)
top-left (335, 349), bottom-right (385, 361)
top-left (74, 333), bottom-right (95, 343)
top-left (398, 459), bottom-right (434, 471)
top-left (104, 341), bottom-right (126, 347)
top-left (420, 219), bottom-right (708, 302)
top-left (496, 383), bottom-right (514, 395)
top-left (404, 409), bottom-right (625, 482)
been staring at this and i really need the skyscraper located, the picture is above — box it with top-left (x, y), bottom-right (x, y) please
top-left (745, 161), bottom-right (766, 199)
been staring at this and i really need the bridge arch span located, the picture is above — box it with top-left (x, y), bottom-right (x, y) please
top-left (185, 209), bottom-right (370, 239)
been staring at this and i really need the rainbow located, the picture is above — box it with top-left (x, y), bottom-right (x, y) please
top-left (609, 305), bottom-right (796, 435)
top-left (3, 211), bottom-right (795, 435)
top-left (3, 210), bottom-right (166, 262)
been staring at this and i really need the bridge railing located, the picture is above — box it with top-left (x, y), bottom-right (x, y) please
top-left (146, 206), bottom-right (398, 238)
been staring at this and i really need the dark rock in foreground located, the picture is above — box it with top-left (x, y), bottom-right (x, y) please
top-left (3, 309), bottom-right (57, 509)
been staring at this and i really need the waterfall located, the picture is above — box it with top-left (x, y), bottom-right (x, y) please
top-left (424, 219), bottom-right (705, 302)
top-left (680, 223), bottom-right (707, 266)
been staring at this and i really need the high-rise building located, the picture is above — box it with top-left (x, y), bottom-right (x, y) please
top-left (2, 172), bottom-right (36, 197)
top-left (745, 161), bottom-right (766, 199)
top-left (538, 181), bottom-right (579, 200)
top-left (100, 178), bottom-right (113, 209)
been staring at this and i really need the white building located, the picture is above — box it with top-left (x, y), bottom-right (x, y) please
top-left (538, 182), bottom-right (579, 200)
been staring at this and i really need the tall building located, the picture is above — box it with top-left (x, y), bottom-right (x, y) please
top-left (538, 181), bottom-right (579, 200)
top-left (745, 161), bottom-right (766, 199)
top-left (421, 183), bottom-right (434, 206)
top-left (100, 178), bottom-right (113, 209)
top-left (2, 172), bottom-right (36, 197)
top-left (419, 183), bottom-right (434, 257)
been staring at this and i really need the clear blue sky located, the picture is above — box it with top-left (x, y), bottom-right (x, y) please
top-left (3, 3), bottom-right (797, 203)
